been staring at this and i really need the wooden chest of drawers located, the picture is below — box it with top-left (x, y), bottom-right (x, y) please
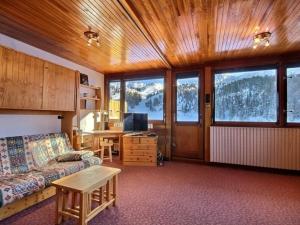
top-left (123, 134), bottom-right (158, 166)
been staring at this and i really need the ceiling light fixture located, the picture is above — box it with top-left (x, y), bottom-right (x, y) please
top-left (84, 26), bottom-right (100, 47)
top-left (253, 31), bottom-right (271, 49)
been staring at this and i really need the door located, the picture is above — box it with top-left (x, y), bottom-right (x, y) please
top-left (172, 72), bottom-right (204, 159)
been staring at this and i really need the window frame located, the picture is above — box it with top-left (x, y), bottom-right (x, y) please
top-left (175, 72), bottom-right (201, 125)
top-left (212, 65), bottom-right (280, 127)
top-left (108, 80), bottom-right (122, 121)
top-left (106, 72), bottom-right (166, 124)
top-left (124, 76), bottom-right (165, 123)
top-left (284, 63), bottom-right (300, 127)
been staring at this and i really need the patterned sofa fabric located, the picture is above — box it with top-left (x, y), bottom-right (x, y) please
top-left (0, 156), bottom-right (101, 207)
top-left (0, 132), bottom-right (102, 208)
top-left (0, 173), bottom-right (45, 207)
top-left (0, 136), bottom-right (35, 175)
top-left (0, 132), bottom-right (73, 175)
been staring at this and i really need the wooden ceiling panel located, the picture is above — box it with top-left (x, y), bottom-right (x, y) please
top-left (0, 0), bottom-right (167, 73)
top-left (127, 0), bottom-right (300, 67)
top-left (0, 0), bottom-right (299, 73)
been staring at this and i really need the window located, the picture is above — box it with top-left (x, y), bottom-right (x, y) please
top-left (176, 76), bottom-right (199, 122)
top-left (125, 78), bottom-right (164, 121)
top-left (108, 81), bottom-right (121, 120)
top-left (287, 66), bottom-right (300, 123)
top-left (214, 68), bottom-right (278, 123)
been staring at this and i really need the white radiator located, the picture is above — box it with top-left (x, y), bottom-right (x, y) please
top-left (210, 126), bottom-right (300, 170)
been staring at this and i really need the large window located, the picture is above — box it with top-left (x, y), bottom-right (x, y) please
top-left (176, 76), bottom-right (199, 122)
top-left (214, 68), bottom-right (278, 123)
top-left (108, 81), bottom-right (121, 120)
top-left (125, 78), bottom-right (164, 121)
top-left (287, 66), bottom-right (300, 123)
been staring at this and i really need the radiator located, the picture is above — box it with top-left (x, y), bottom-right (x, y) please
top-left (210, 126), bottom-right (300, 170)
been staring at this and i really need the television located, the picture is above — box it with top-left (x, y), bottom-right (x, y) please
top-left (123, 113), bottom-right (148, 132)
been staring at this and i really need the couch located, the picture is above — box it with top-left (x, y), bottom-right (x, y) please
top-left (0, 132), bottom-right (101, 212)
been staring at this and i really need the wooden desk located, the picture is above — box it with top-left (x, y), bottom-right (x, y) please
top-left (52, 166), bottom-right (121, 225)
top-left (81, 130), bottom-right (127, 160)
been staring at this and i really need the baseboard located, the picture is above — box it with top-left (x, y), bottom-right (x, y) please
top-left (207, 162), bottom-right (300, 175)
top-left (171, 157), bottom-right (300, 175)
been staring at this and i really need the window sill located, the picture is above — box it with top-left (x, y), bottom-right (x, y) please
top-left (212, 122), bottom-right (278, 128)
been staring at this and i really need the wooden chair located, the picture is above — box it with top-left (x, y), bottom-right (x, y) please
top-left (93, 136), bottom-right (113, 162)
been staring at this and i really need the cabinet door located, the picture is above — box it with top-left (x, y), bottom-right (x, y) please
top-left (43, 62), bottom-right (75, 111)
top-left (0, 47), bottom-right (44, 109)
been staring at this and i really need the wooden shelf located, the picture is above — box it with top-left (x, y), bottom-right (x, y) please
top-left (80, 146), bottom-right (92, 150)
top-left (80, 97), bottom-right (101, 101)
top-left (80, 84), bottom-right (101, 90)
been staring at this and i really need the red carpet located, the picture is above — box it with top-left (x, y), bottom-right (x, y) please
top-left (1, 161), bottom-right (300, 225)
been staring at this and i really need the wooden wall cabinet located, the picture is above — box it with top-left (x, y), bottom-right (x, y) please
top-left (43, 62), bottom-right (76, 111)
top-left (0, 47), bottom-right (44, 110)
top-left (0, 46), bottom-right (76, 112)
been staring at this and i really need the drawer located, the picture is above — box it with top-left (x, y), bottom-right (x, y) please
top-left (123, 144), bottom-right (156, 150)
top-left (82, 135), bottom-right (93, 143)
top-left (123, 137), bottom-right (140, 144)
top-left (124, 150), bottom-right (156, 157)
top-left (123, 155), bottom-right (155, 162)
top-left (140, 137), bottom-right (157, 144)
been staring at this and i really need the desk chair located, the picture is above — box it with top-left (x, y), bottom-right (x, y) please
top-left (93, 136), bottom-right (113, 162)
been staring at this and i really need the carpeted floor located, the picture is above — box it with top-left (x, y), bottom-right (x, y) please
top-left (1, 161), bottom-right (300, 225)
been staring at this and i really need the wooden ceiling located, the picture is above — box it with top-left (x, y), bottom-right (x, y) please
top-left (0, 0), bottom-right (300, 74)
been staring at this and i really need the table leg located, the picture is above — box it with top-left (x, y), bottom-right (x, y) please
top-left (87, 193), bottom-right (91, 216)
top-left (99, 187), bottom-right (103, 205)
top-left (106, 180), bottom-right (110, 203)
top-left (55, 188), bottom-right (63, 225)
top-left (113, 175), bottom-right (118, 206)
top-left (119, 135), bottom-right (123, 161)
top-left (79, 192), bottom-right (87, 225)
top-left (71, 192), bottom-right (77, 209)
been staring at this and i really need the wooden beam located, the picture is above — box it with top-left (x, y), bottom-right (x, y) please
top-left (165, 69), bottom-right (172, 159)
top-left (204, 66), bottom-right (212, 161)
top-left (117, 0), bottom-right (172, 69)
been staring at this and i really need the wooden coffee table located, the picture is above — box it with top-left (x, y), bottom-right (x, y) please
top-left (52, 165), bottom-right (121, 225)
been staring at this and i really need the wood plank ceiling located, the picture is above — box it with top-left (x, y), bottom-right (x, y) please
top-left (0, 0), bottom-right (300, 73)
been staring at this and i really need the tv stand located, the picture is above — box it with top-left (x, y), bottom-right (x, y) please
top-left (123, 133), bottom-right (158, 166)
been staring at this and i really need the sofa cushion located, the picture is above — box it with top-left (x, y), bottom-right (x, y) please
top-left (0, 136), bottom-right (35, 175)
top-left (39, 156), bottom-right (102, 180)
top-left (0, 173), bottom-right (45, 207)
top-left (48, 133), bottom-right (72, 158)
top-left (56, 150), bottom-right (94, 162)
top-left (31, 139), bottom-right (52, 167)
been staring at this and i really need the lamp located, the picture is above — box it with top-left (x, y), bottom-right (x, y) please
top-left (253, 31), bottom-right (271, 49)
top-left (84, 26), bottom-right (100, 47)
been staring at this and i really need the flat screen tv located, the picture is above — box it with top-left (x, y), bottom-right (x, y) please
top-left (123, 113), bottom-right (148, 132)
